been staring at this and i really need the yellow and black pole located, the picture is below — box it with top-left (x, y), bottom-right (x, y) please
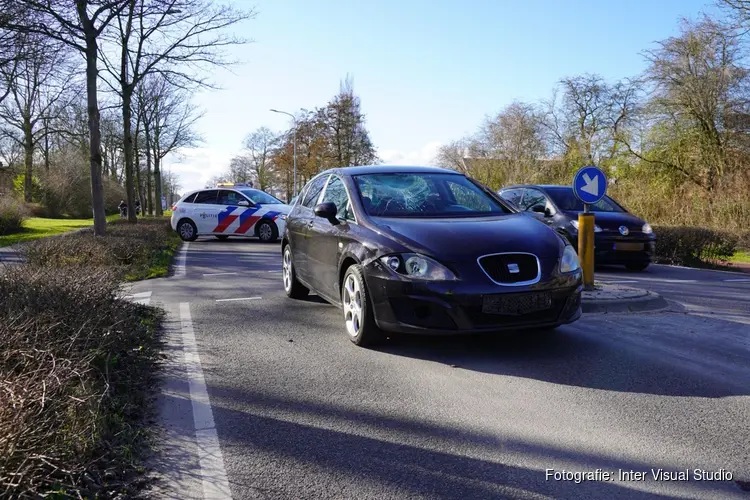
top-left (573, 165), bottom-right (606, 291)
top-left (578, 203), bottom-right (595, 290)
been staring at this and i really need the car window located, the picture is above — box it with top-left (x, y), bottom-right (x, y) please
top-left (321, 176), bottom-right (353, 220)
top-left (182, 193), bottom-right (198, 204)
top-left (500, 188), bottom-right (524, 207)
top-left (193, 190), bottom-right (218, 204)
top-left (301, 175), bottom-right (329, 208)
top-left (353, 172), bottom-right (512, 218)
top-left (545, 187), bottom-right (625, 212)
top-left (217, 190), bottom-right (248, 206)
top-left (519, 188), bottom-right (547, 211)
top-left (240, 189), bottom-right (284, 205)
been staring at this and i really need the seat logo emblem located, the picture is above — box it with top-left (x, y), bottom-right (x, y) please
top-left (507, 263), bottom-right (520, 274)
top-left (619, 226), bottom-right (629, 236)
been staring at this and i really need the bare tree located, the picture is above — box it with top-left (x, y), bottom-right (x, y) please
top-left (141, 74), bottom-right (201, 215)
top-left (9, 0), bottom-right (132, 234)
top-left (0, 35), bottom-right (73, 201)
top-left (236, 126), bottom-right (278, 190)
top-left (99, 0), bottom-right (253, 221)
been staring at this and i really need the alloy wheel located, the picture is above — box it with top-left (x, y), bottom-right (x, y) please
top-left (342, 274), bottom-right (363, 337)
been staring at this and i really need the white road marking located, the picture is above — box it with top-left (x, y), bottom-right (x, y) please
top-left (723, 278), bottom-right (750, 282)
top-left (123, 291), bottom-right (152, 305)
top-left (179, 302), bottom-right (232, 500)
top-left (175, 242), bottom-right (190, 277)
top-left (628, 277), bottom-right (698, 283)
top-left (216, 296), bottom-right (262, 302)
top-left (203, 272), bottom-right (238, 277)
top-left (267, 270), bottom-right (282, 273)
top-left (599, 280), bottom-right (639, 284)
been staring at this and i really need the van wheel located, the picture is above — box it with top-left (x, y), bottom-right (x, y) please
top-left (341, 265), bottom-right (382, 347)
top-left (177, 219), bottom-right (198, 242)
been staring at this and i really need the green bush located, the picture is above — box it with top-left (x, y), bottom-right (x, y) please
top-left (0, 197), bottom-right (30, 235)
top-left (12, 173), bottom-right (42, 202)
top-left (654, 226), bottom-right (739, 266)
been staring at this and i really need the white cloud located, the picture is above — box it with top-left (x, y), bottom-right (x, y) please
top-left (162, 140), bottom-right (445, 195)
top-left (162, 147), bottom-right (237, 194)
top-left (378, 141), bottom-right (443, 166)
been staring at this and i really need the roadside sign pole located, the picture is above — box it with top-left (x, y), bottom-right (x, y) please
top-left (579, 203), bottom-right (595, 290)
top-left (572, 165), bottom-right (607, 292)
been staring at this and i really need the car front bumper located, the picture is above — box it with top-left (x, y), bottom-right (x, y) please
top-left (565, 232), bottom-right (656, 265)
top-left (364, 266), bottom-right (583, 335)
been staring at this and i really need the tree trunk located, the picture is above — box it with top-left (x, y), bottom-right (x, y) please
top-left (145, 126), bottom-right (153, 215)
top-left (23, 114), bottom-right (33, 203)
top-left (154, 151), bottom-right (163, 216)
top-left (122, 85), bottom-right (137, 222)
top-left (80, 12), bottom-right (107, 235)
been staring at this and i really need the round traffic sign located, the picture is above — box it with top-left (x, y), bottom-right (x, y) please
top-left (573, 165), bottom-right (607, 204)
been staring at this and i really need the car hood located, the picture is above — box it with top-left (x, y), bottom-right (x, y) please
top-left (371, 214), bottom-right (564, 262)
top-left (562, 210), bottom-right (645, 230)
top-left (258, 203), bottom-right (292, 214)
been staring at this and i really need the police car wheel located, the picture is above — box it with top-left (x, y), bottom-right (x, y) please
top-left (177, 219), bottom-right (198, 242)
top-left (282, 244), bottom-right (309, 299)
top-left (341, 265), bottom-right (382, 347)
top-left (257, 220), bottom-right (278, 243)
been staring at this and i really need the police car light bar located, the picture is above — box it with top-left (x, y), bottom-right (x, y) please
top-left (215, 182), bottom-right (252, 188)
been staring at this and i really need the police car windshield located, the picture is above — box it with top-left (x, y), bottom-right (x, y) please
top-left (240, 189), bottom-right (283, 205)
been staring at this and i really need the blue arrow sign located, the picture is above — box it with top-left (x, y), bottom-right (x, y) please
top-left (573, 165), bottom-right (607, 205)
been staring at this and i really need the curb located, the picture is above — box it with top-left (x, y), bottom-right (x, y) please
top-left (581, 284), bottom-right (669, 314)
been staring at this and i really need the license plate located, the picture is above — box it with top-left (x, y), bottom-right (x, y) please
top-left (614, 242), bottom-right (644, 251)
top-left (482, 292), bottom-right (552, 315)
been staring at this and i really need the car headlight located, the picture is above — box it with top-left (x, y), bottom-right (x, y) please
top-left (570, 220), bottom-right (602, 233)
top-left (279, 214), bottom-right (288, 220)
top-left (379, 253), bottom-right (457, 281)
top-left (559, 245), bottom-right (581, 274)
top-left (642, 222), bottom-right (652, 234)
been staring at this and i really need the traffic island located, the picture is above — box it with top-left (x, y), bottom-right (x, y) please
top-left (582, 282), bottom-right (668, 314)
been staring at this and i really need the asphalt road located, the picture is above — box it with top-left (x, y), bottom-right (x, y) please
top-left (125, 238), bottom-right (750, 500)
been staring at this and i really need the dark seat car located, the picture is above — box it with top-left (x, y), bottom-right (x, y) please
top-left (281, 166), bottom-right (583, 346)
top-left (497, 184), bottom-right (656, 271)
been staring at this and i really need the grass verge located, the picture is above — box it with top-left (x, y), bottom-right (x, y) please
top-left (0, 215), bottom-right (120, 247)
top-left (0, 217), bottom-right (180, 498)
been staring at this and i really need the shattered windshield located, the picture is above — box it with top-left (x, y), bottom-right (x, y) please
top-left (353, 173), bottom-right (511, 217)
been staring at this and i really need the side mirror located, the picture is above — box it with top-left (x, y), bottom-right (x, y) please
top-left (531, 205), bottom-right (546, 214)
top-left (238, 200), bottom-right (250, 207)
top-left (314, 202), bottom-right (338, 222)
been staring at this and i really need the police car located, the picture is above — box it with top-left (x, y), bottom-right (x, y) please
top-left (170, 183), bottom-right (292, 242)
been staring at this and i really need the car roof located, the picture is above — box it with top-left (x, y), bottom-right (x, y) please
top-left (320, 165), bottom-right (460, 176)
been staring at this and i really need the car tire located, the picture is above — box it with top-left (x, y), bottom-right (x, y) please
top-left (625, 262), bottom-right (649, 272)
top-left (257, 220), bottom-right (278, 243)
top-left (341, 264), bottom-right (381, 347)
top-left (215, 235), bottom-right (229, 241)
top-left (176, 219), bottom-right (198, 242)
top-left (282, 244), bottom-right (309, 299)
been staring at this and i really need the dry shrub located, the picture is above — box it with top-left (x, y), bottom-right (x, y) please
top-left (21, 218), bottom-right (177, 279)
top-left (0, 264), bottom-right (163, 498)
top-left (0, 197), bottom-right (30, 235)
top-left (653, 226), bottom-right (739, 266)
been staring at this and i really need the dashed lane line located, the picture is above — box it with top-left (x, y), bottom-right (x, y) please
top-left (179, 302), bottom-right (232, 499)
top-left (203, 272), bottom-right (239, 277)
top-left (175, 242), bottom-right (190, 277)
top-left (215, 296), bottom-right (262, 303)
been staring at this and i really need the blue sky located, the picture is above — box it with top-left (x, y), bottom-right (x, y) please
top-left (164, 0), bottom-right (723, 193)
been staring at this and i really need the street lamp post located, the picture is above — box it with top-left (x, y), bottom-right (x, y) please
top-left (270, 108), bottom-right (297, 199)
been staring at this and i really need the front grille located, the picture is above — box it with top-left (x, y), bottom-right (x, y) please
top-left (478, 253), bottom-right (539, 284)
